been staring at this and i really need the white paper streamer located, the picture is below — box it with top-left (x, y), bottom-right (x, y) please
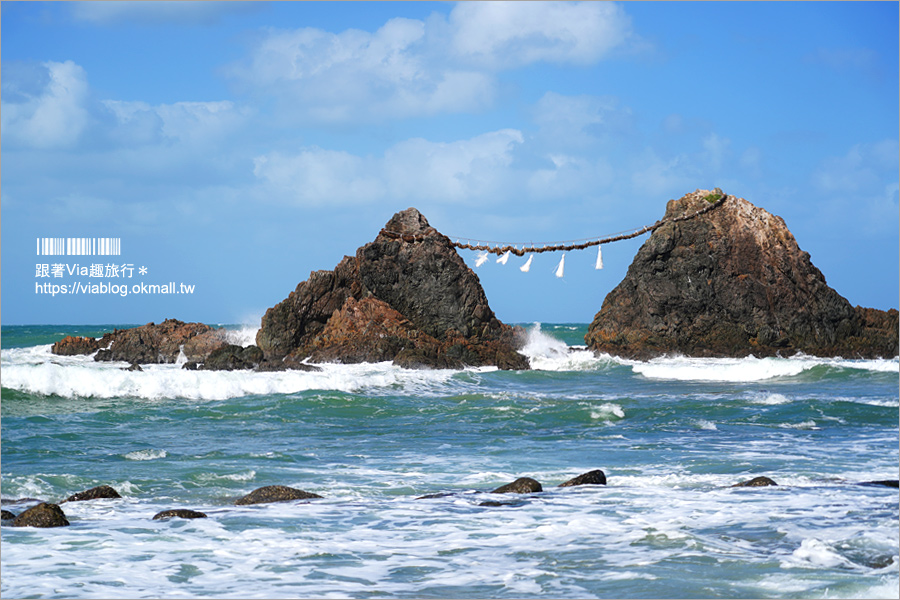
top-left (475, 252), bottom-right (489, 267)
top-left (554, 253), bottom-right (566, 278)
top-left (497, 250), bottom-right (511, 265)
top-left (520, 255), bottom-right (533, 272)
top-left (595, 245), bottom-right (604, 270)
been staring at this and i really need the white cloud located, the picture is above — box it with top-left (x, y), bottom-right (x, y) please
top-left (252, 129), bottom-right (525, 206)
top-left (448, 1), bottom-right (634, 68)
top-left (812, 140), bottom-right (899, 194)
top-left (70, 1), bottom-right (262, 25)
top-left (227, 2), bottom-right (634, 123)
top-left (252, 149), bottom-right (385, 206)
top-left (533, 92), bottom-right (634, 149)
top-left (1, 61), bottom-right (90, 148)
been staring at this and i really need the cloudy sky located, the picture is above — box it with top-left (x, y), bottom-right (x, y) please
top-left (2, 1), bottom-right (897, 326)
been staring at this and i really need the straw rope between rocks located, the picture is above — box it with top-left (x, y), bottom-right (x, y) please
top-left (380, 189), bottom-right (728, 256)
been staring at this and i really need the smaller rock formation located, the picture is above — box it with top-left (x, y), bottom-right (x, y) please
top-left (152, 509), bottom-right (208, 520)
top-left (731, 476), bottom-right (778, 488)
top-left (10, 503), bottom-right (70, 528)
top-left (1, 509), bottom-right (17, 521)
top-left (558, 469), bottom-right (607, 487)
top-left (93, 319), bottom-right (222, 364)
top-left (490, 477), bottom-right (543, 494)
top-left (51, 335), bottom-right (102, 356)
top-left (61, 485), bottom-right (121, 503)
top-left (234, 485), bottom-right (323, 505)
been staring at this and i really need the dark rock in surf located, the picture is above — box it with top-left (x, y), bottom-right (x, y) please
top-left (491, 477), bottom-right (543, 494)
top-left (731, 476), bottom-right (778, 488)
top-left (858, 480), bottom-right (899, 488)
top-left (256, 208), bottom-right (529, 370)
top-left (90, 319), bottom-right (225, 365)
top-left (558, 469), bottom-right (607, 487)
top-left (123, 363), bottom-right (143, 372)
top-left (586, 189), bottom-right (899, 359)
top-left (200, 344), bottom-right (264, 371)
top-left (152, 509), bottom-right (208, 520)
top-left (61, 485), bottom-right (121, 503)
top-left (51, 335), bottom-right (101, 356)
top-left (234, 485), bottom-right (323, 505)
top-left (1, 509), bottom-right (17, 521)
top-left (10, 503), bottom-right (70, 528)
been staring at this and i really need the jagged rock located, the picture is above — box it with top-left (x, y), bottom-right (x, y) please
top-left (10, 503), bottom-right (69, 528)
top-left (234, 485), bottom-right (323, 505)
top-left (152, 509), bottom-right (208, 520)
top-left (91, 319), bottom-right (216, 364)
top-left (122, 363), bottom-right (143, 372)
top-left (61, 485), bottom-right (121, 503)
top-left (558, 469), bottom-right (607, 487)
top-left (1, 509), bottom-right (16, 521)
top-left (51, 335), bottom-right (101, 356)
top-left (257, 208), bottom-right (529, 370)
top-left (586, 190), bottom-right (899, 359)
top-left (732, 476), bottom-right (778, 487)
top-left (491, 477), bottom-right (543, 494)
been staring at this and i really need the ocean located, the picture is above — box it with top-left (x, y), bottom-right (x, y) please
top-left (1, 323), bottom-right (898, 599)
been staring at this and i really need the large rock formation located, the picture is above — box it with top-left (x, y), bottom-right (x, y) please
top-left (256, 208), bottom-right (529, 370)
top-left (586, 190), bottom-right (898, 359)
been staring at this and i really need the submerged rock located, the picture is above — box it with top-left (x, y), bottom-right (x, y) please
top-left (10, 503), bottom-right (70, 528)
top-left (256, 208), bottom-right (529, 370)
top-left (586, 190), bottom-right (899, 359)
top-left (732, 476), bottom-right (778, 488)
top-left (61, 485), bottom-right (122, 503)
top-left (234, 485), bottom-right (323, 505)
top-left (152, 509), bottom-right (208, 520)
top-left (858, 480), bottom-right (899, 488)
top-left (558, 470), bottom-right (607, 487)
top-left (490, 477), bottom-right (543, 494)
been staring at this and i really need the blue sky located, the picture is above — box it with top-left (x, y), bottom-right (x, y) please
top-left (2, 1), bottom-right (898, 327)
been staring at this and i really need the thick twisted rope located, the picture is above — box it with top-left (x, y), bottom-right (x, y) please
top-left (380, 190), bottom-right (728, 255)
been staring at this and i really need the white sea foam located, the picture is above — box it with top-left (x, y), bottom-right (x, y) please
top-left (123, 449), bottom-right (167, 461)
top-left (520, 323), bottom-right (607, 371)
top-left (627, 353), bottom-right (898, 382)
top-left (0, 345), bottom-right (463, 400)
top-left (590, 403), bottom-right (625, 420)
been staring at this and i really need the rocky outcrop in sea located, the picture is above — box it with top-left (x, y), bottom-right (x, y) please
top-left (586, 190), bottom-right (899, 359)
top-left (256, 207), bottom-right (529, 370)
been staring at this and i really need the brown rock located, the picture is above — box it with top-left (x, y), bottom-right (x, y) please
top-left (93, 319), bottom-right (216, 364)
top-left (51, 335), bottom-right (101, 356)
top-left (586, 190), bottom-right (899, 359)
top-left (1, 509), bottom-right (16, 521)
top-left (234, 485), bottom-right (323, 505)
top-left (256, 208), bottom-right (529, 370)
top-left (10, 503), bottom-right (70, 528)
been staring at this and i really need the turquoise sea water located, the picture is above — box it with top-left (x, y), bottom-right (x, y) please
top-left (2, 323), bottom-right (898, 599)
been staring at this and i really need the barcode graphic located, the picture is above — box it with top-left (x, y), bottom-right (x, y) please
top-left (36, 237), bottom-right (121, 256)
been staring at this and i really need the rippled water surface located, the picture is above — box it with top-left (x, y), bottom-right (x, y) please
top-left (2, 324), bottom-right (898, 599)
